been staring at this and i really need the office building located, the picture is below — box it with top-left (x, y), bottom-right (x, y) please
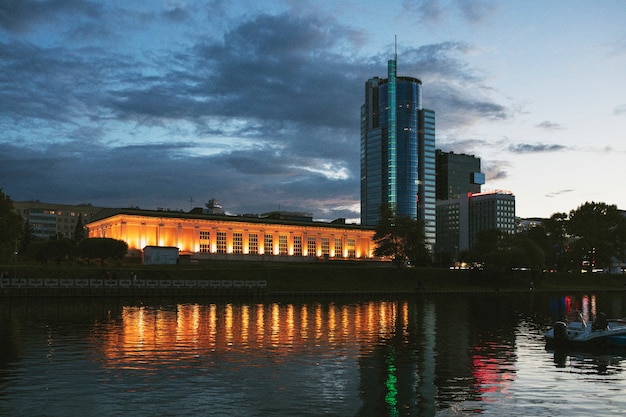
top-left (436, 190), bottom-right (516, 259)
top-left (360, 55), bottom-right (436, 250)
top-left (435, 151), bottom-right (485, 200)
top-left (13, 201), bottom-right (104, 240)
top-left (468, 190), bottom-right (516, 247)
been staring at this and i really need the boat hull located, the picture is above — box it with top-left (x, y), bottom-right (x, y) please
top-left (545, 320), bottom-right (626, 349)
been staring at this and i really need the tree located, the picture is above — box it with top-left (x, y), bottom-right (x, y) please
top-left (19, 220), bottom-right (36, 255)
top-left (524, 212), bottom-right (568, 271)
top-left (567, 202), bottom-right (625, 271)
top-left (74, 214), bottom-right (86, 243)
top-left (463, 229), bottom-right (545, 275)
top-left (373, 204), bottom-right (430, 266)
top-left (47, 237), bottom-right (77, 264)
top-left (78, 238), bottom-right (128, 265)
top-left (0, 189), bottom-right (23, 262)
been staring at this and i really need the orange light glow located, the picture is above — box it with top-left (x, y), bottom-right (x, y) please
top-left (98, 301), bottom-right (409, 368)
top-left (88, 213), bottom-right (375, 259)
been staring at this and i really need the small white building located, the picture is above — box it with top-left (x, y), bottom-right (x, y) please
top-left (143, 246), bottom-right (179, 265)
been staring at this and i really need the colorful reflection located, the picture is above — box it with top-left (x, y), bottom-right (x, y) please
top-left (89, 297), bottom-right (523, 413)
top-left (471, 340), bottom-right (517, 397)
top-left (549, 294), bottom-right (599, 321)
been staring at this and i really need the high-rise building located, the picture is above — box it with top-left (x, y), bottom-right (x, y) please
top-left (435, 151), bottom-right (485, 200)
top-left (360, 55), bottom-right (436, 250)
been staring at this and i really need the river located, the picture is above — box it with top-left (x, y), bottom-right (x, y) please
top-left (1, 291), bottom-right (626, 416)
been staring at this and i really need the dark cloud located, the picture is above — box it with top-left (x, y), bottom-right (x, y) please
top-left (0, 40), bottom-right (128, 125)
top-left (508, 143), bottom-right (567, 154)
top-left (435, 138), bottom-right (490, 155)
top-left (545, 189), bottom-right (575, 198)
top-left (405, 0), bottom-right (445, 22)
top-left (536, 120), bottom-right (565, 130)
top-left (163, 6), bottom-right (190, 22)
top-left (0, 5), bottom-right (510, 220)
top-left (482, 160), bottom-right (509, 181)
top-left (402, 0), bottom-right (497, 24)
top-left (456, 0), bottom-right (497, 23)
top-left (0, 0), bottom-right (101, 34)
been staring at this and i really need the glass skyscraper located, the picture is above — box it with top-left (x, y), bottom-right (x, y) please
top-left (360, 57), bottom-right (436, 250)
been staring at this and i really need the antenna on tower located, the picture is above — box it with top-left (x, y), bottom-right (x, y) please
top-left (394, 35), bottom-right (397, 61)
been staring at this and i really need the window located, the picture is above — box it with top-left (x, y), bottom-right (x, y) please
top-left (233, 232), bottom-right (243, 254)
top-left (264, 234), bottom-right (273, 255)
top-left (335, 238), bottom-right (343, 258)
top-left (217, 232), bottom-right (227, 254)
top-left (307, 236), bottom-right (317, 257)
top-left (279, 235), bottom-right (288, 255)
top-left (249, 233), bottom-right (258, 254)
top-left (347, 238), bottom-right (356, 258)
top-left (293, 236), bottom-right (302, 256)
top-left (321, 237), bottom-right (330, 256)
top-left (200, 231), bottom-right (210, 253)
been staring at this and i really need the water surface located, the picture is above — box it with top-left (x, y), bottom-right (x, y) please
top-left (1, 292), bottom-right (625, 416)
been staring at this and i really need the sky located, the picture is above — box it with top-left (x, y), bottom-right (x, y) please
top-left (1, 0), bottom-right (625, 222)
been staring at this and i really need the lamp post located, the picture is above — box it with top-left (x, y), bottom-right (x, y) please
top-left (14, 239), bottom-right (18, 279)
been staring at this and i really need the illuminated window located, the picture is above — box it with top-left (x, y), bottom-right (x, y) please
top-left (249, 233), bottom-right (258, 254)
top-left (200, 230), bottom-right (210, 241)
top-left (233, 232), bottom-right (243, 254)
top-left (334, 238), bottom-right (343, 258)
top-left (200, 244), bottom-right (210, 253)
top-left (264, 234), bottom-right (273, 255)
top-left (307, 236), bottom-right (316, 257)
top-left (217, 232), bottom-right (227, 254)
top-left (347, 238), bottom-right (356, 258)
top-left (293, 236), bottom-right (302, 256)
top-left (321, 237), bottom-right (330, 256)
top-left (279, 235), bottom-right (288, 255)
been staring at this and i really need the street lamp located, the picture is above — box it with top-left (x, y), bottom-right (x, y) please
top-left (13, 239), bottom-right (18, 279)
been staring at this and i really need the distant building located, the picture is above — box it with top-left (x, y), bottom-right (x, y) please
top-left (360, 54), bottom-right (436, 251)
top-left (13, 201), bottom-right (104, 239)
top-left (204, 199), bottom-right (225, 215)
top-left (468, 190), bottom-right (516, 247)
top-left (87, 207), bottom-right (376, 261)
top-left (517, 217), bottom-right (545, 234)
top-left (436, 190), bottom-right (516, 259)
top-left (435, 150), bottom-right (485, 200)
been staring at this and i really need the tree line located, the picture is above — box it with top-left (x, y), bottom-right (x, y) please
top-left (374, 201), bottom-right (625, 274)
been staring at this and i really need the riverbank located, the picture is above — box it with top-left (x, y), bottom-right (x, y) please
top-left (2, 261), bottom-right (626, 297)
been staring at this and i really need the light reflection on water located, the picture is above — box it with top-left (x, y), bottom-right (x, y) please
top-left (1, 292), bottom-right (626, 416)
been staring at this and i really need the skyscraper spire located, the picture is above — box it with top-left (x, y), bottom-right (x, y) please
top-left (394, 35), bottom-right (397, 62)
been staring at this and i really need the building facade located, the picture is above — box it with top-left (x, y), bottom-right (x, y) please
top-left (435, 151), bottom-right (485, 200)
top-left (436, 190), bottom-right (516, 259)
top-left (14, 201), bottom-right (103, 239)
top-left (468, 191), bottom-right (516, 247)
top-left (360, 56), bottom-right (436, 250)
top-left (87, 208), bottom-right (376, 261)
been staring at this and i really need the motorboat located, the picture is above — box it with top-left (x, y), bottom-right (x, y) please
top-left (545, 311), bottom-right (626, 348)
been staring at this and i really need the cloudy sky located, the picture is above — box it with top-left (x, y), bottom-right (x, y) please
top-left (1, 0), bottom-right (625, 221)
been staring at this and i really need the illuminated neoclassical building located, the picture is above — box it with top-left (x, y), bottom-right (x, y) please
top-left (87, 207), bottom-right (376, 261)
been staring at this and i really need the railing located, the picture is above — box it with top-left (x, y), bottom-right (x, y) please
top-left (0, 277), bottom-right (267, 295)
